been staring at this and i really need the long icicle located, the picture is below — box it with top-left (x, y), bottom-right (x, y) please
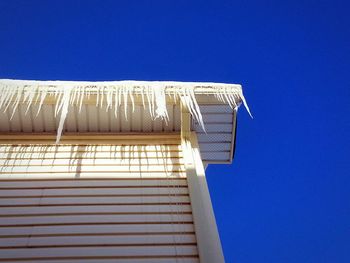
top-left (56, 86), bottom-right (73, 144)
top-left (0, 79), bottom-right (251, 143)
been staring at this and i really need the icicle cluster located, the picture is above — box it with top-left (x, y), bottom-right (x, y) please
top-left (0, 80), bottom-right (251, 143)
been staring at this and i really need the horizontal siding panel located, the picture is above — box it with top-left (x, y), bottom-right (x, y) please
top-left (0, 141), bottom-right (198, 260)
top-left (2, 256), bottom-right (199, 263)
top-left (0, 152), bottom-right (183, 159)
top-left (0, 245), bottom-right (198, 259)
top-left (0, 258), bottom-right (199, 263)
top-left (0, 179), bottom-right (187, 188)
top-left (0, 234), bottom-right (197, 247)
top-left (0, 158), bottom-right (183, 166)
top-left (0, 187), bottom-right (188, 197)
top-left (0, 145), bottom-right (181, 152)
top-left (0, 204), bottom-right (192, 216)
top-left (0, 172), bottom-right (186, 179)
top-left (0, 195), bottom-right (190, 207)
top-left (0, 164), bottom-right (185, 173)
top-left (0, 223), bottom-right (195, 236)
top-left (0, 214), bottom-right (193, 226)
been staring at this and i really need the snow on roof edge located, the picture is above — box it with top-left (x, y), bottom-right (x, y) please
top-left (0, 79), bottom-right (252, 143)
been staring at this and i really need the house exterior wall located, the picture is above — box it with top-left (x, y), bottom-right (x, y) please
top-left (0, 134), bottom-right (203, 263)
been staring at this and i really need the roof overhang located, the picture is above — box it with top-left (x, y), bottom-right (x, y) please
top-left (0, 79), bottom-right (250, 164)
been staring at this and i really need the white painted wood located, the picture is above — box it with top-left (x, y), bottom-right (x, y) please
top-left (182, 106), bottom-right (225, 263)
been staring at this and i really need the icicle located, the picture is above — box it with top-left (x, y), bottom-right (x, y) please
top-left (78, 86), bottom-right (85, 113)
top-left (96, 86), bottom-right (100, 107)
top-left (0, 85), bottom-right (7, 109)
top-left (55, 87), bottom-right (66, 117)
top-left (129, 86), bottom-right (135, 113)
top-left (36, 87), bottom-right (49, 116)
top-left (99, 86), bottom-right (105, 109)
top-left (106, 88), bottom-right (113, 112)
top-left (154, 84), bottom-right (168, 121)
top-left (70, 87), bottom-right (78, 105)
top-left (145, 86), bottom-right (154, 119)
top-left (3, 87), bottom-right (17, 113)
top-left (0, 79), bottom-right (252, 143)
top-left (151, 87), bottom-right (156, 118)
top-left (54, 88), bottom-right (64, 117)
top-left (114, 88), bottom-right (119, 118)
top-left (56, 86), bottom-right (73, 144)
top-left (140, 86), bottom-right (146, 110)
top-left (238, 89), bottom-right (253, 118)
top-left (24, 85), bottom-right (37, 115)
top-left (122, 86), bottom-right (128, 120)
top-left (180, 86), bottom-right (205, 132)
top-left (10, 89), bottom-right (22, 120)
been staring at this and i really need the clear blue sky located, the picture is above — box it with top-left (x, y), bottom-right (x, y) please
top-left (1, 1), bottom-right (349, 262)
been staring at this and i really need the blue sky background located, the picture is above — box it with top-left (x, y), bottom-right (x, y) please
top-left (0, 1), bottom-right (349, 262)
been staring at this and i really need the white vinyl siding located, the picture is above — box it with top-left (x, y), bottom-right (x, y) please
top-left (0, 140), bottom-right (198, 263)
